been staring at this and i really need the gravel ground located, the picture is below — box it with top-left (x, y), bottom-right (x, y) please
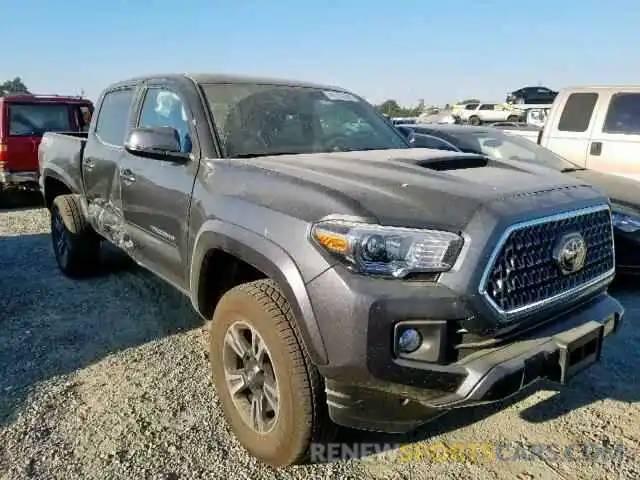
top-left (1, 200), bottom-right (639, 480)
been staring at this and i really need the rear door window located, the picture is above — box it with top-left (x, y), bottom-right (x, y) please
top-left (94, 89), bottom-right (136, 146)
top-left (557, 92), bottom-right (598, 132)
top-left (8, 103), bottom-right (72, 136)
top-left (602, 93), bottom-right (640, 134)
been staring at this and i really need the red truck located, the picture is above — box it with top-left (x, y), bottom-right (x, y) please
top-left (0, 94), bottom-right (93, 196)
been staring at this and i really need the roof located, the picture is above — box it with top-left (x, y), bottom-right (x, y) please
top-left (561, 84), bottom-right (640, 91)
top-left (0, 93), bottom-right (91, 103)
top-left (107, 72), bottom-right (350, 93)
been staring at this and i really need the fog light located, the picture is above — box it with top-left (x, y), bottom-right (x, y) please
top-left (397, 328), bottom-right (422, 354)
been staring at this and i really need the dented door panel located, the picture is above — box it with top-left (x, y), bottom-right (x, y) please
top-left (81, 86), bottom-right (138, 255)
top-left (82, 142), bottom-right (132, 250)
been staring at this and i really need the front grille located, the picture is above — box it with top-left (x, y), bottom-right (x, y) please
top-left (481, 205), bottom-right (614, 318)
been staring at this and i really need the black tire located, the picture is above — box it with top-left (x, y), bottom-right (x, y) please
top-left (50, 194), bottom-right (101, 278)
top-left (209, 279), bottom-right (334, 467)
top-left (507, 115), bottom-right (521, 122)
top-left (468, 115), bottom-right (481, 126)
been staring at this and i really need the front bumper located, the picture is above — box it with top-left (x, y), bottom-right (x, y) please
top-left (308, 267), bottom-right (623, 433)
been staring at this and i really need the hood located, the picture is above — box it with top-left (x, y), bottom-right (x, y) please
top-left (563, 169), bottom-right (640, 211)
top-left (209, 149), bottom-right (601, 230)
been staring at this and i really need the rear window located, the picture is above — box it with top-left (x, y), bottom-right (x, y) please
top-left (8, 103), bottom-right (73, 136)
top-left (557, 93), bottom-right (598, 132)
top-left (603, 93), bottom-right (640, 135)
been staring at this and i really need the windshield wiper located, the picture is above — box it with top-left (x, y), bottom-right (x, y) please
top-left (560, 167), bottom-right (587, 172)
top-left (233, 151), bottom-right (305, 158)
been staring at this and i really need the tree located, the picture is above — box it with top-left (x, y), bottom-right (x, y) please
top-left (375, 99), bottom-right (424, 117)
top-left (458, 99), bottom-right (480, 105)
top-left (0, 77), bottom-right (30, 96)
top-left (377, 99), bottom-right (403, 116)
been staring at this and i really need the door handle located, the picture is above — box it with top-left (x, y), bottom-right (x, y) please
top-left (83, 158), bottom-right (96, 170)
top-left (590, 142), bottom-right (602, 156)
top-left (120, 168), bottom-right (136, 184)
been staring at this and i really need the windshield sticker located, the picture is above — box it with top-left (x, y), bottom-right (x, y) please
top-left (323, 90), bottom-right (358, 102)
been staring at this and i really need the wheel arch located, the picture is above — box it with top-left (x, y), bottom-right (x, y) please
top-left (42, 168), bottom-right (76, 210)
top-left (189, 220), bottom-right (329, 366)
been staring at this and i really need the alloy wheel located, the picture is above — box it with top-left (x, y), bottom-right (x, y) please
top-left (222, 321), bottom-right (280, 434)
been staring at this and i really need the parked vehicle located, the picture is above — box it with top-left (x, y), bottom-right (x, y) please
top-left (526, 107), bottom-right (551, 127)
top-left (537, 85), bottom-right (640, 182)
top-left (396, 123), bottom-right (640, 273)
top-left (506, 86), bottom-right (557, 105)
top-left (492, 122), bottom-right (543, 142)
top-left (40, 73), bottom-right (623, 467)
top-left (391, 116), bottom-right (418, 125)
top-left (454, 102), bottom-right (524, 125)
top-left (418, 108), bottom-right (457, 124)
top-left (0, 94), bottom-right (93, 196)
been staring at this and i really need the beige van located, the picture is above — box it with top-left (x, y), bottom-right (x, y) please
top-left (539, 85), bottom-right (640, 181)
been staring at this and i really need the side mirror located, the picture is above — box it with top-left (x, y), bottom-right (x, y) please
top-left (124, 126), bottom-right (190, 161)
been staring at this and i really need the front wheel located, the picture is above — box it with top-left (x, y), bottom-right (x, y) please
top-left (507, 115), bottom-right (521, 122)
top-left (50, 195), bottom-right (101, 278)
top-left (468, 115), bottom-right (481, 126)
top-left (209, 279), bottom-right (334, 467)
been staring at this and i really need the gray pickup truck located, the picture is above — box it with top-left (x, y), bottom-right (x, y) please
top-left (38, 73), bottom-right (624, 467)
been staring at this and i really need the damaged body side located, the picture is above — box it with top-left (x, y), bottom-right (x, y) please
top-left (86, 198), bottom-right (135, 252)
top-left (40, 129), bottom-right (136, 253)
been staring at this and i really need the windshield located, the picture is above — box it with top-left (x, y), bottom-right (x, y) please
top-left (201, 83), bottom-right (409, 157)
top-left (451, 130), bottom-right (581, 171)
top-left (8, 103), bottom-right (74, 136)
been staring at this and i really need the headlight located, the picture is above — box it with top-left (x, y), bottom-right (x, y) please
top-left (612, 211), bottom-right (640, 233)
top-left (310, 220), bottom-right (464, 278)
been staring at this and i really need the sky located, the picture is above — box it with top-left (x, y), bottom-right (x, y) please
top-left (2, 0), bottom-right (639, 106)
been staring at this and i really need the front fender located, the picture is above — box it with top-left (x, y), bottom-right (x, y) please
top-left (189, 219), bottom-right (329, 366)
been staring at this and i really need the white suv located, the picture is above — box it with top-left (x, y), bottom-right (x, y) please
top-left (456, 103), bottom-right (524, 125)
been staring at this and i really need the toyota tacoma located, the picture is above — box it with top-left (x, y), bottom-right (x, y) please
top-left (38, 73), bottom-right (623, 467)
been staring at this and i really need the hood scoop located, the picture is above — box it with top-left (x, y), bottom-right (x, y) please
top-left (393, 153), bottom-right (490, 171)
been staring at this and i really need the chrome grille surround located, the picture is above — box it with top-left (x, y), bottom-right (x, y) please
top-left (479, 204), bottom-right (615, 322)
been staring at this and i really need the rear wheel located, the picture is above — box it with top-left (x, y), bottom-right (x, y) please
top-left (209, 279), bottom-right (334, 467)
top-left (507, 115), bottom-right (521, 122)
top-left (51, 195), bottom-right (101, 278)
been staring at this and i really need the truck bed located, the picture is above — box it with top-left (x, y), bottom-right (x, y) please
top-left (38, 132), bottom-right (88, 195)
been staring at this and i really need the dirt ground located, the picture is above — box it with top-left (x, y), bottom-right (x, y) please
top-left (1, 201), bottom-right (638, 479)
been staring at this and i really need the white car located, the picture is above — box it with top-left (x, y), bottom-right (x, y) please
top-left (418, 109), bottom-right (457, 124)
top-left (455, 102), bottom-right (524, 125)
